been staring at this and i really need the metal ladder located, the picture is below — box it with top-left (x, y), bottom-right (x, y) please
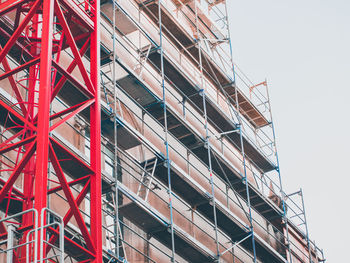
top-left (137, 157), bottom-right (158, 201)
top-left (106, 219), bottom-right (128, 263)
top-left (105, 185), bottom-right (128, 263)
top-left (135, 44), bottom-right (152, 77)
top-left (101, 59), bottom-right (124, 120)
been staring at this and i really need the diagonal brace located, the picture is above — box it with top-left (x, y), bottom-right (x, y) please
top-left (48, 143), bottom-right (96, 253)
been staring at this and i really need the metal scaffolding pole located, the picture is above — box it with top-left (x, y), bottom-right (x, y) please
top-left (158, 1), bottom-right (176, 261)
top-left (286, 188), bottom-right (313, 263)
top-left (112, 0), bottom-right (121, 261)
top-left (223, 1), bottom-right (257, 262)
top-left (194, 1), bottom-right (220, 260)
top-left (265, 81), bottom-right (293, 263)
top-left (300, 189), bottom-right (312, 263)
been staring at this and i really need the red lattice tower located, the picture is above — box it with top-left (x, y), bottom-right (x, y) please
top-left (0, 0), bottom-right (102, 261)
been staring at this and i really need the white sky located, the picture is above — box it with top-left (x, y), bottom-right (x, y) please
top-left (228, 0), bottom-right (350, 262)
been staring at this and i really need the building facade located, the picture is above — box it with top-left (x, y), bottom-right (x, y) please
top-left (0, 0), bottom-right (325, 262)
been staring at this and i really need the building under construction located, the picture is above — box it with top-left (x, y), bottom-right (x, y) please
top-left (0, 0), bottom-right (325, 262)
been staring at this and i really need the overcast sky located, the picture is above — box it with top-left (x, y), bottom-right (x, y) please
top-left (228, 0), bottom-right (349, 262)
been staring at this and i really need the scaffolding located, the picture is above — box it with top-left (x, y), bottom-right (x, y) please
top-left (0, 0), bottom-right (325, 262)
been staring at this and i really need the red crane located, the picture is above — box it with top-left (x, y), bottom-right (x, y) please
top-left (0, 0), bottom-right (102, 261)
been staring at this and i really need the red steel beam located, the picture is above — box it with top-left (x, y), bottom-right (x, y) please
top-left (0, 44), bottom-right (30, 116)
top-left (0, 0), bottom-right (31, 16)
top-left (52, 60), bottom-right (94, 98)
top-left (33, 0), bottom-right (54, 258)
top-left (0, 130), bottom-right (24, 150)
top-left (0, 26), bottom-right (34, 61)
top-left (0, 134), bottom-right (35, 155)
top-left (48, 226), bottom-right (96, 259)
top-left (45, 179), bottom-right (90, 255)
top-left (48, 143), bottom-right (96, 253)
top-left (48, 99), bottom-right (92, 123)
top-left (57, 0), bottom-right (94, 31)
top-left (49, 99), bottom-right (94, 131)
top-left (50, 137), bottom-right (94, 173)
top-left (54, 0), bottom-right (95, 93)
top-left (89, 0), bottom-right (102, 260)
top-left (0, 177), bottom-right (24, 198)
top-left (0, 57), bottom-right (40, 81)
top-left (47, 175), bottom-right (90, 195)
top-left (51, 37), bottom-right (90, 100)
top-left (0, 141), bottom-right (36, 205)
top-left (0, 100), bottom-right (36, 131)
top-left (0, 0), bottom-right (40, 65)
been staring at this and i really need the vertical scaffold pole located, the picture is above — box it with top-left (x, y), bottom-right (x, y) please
top-left (300, 188), bottom-right (312, 263)
top-left (7, 224), bottom-right (15, 263)
top-left (223, 1), bottom-right (257, 262)
top-left (194, 1), bottom-right (220, 260)
top-left (112, 0), bottom-right (121, 260)
top-left (158, 1), bottom-right (176, 261)
top-left (237, 115), bottom-right (257, 263)
top-left (266, 82), bottom-right (293, 263)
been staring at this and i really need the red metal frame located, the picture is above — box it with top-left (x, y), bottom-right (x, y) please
top-left (0, 0), bottom-right (102, 261)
